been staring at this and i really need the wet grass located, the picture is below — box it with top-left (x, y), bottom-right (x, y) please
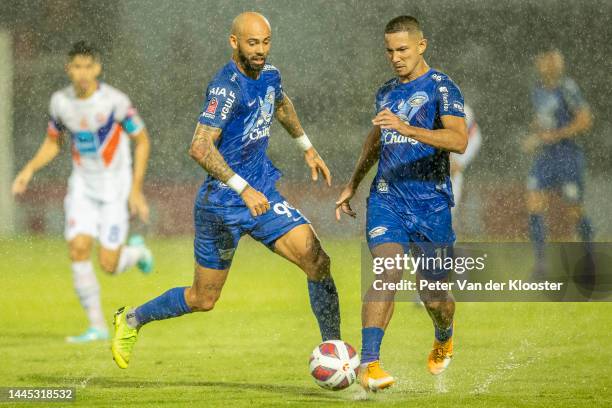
top-left (1, 236), bottom-right (611, 407)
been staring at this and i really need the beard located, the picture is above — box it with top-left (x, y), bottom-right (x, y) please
top-left (238, 48), bottom-right (266, 73)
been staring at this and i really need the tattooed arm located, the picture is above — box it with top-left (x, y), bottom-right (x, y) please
top-left (188, 123), bottom-right (270, 216)
top-left (274, 93), bottom-right (305, 138)
top-left (188, 123), bottom-right (233, 181)
top-left (274, 94), bottom-right (331, 186)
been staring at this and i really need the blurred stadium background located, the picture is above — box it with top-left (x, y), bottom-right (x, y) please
top-left (1, 0), bottom-right (611, 240)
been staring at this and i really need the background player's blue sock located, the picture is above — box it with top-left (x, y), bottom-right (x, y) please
top-left (529, 213), bottom-right (546, 268)
top-left (131, 287), bottom-right (191, 328)
top-left (435, 321), bottom-right (454, 342)
top-left (577, 216), bottom-right (593, 242)
top-left (307, 276), bottom-right (341, 341)
top-left (361, 327), bottom-right (384, 364)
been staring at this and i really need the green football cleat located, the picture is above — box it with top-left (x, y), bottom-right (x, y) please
top-left (111, 307), bottom-right (139, 369)
top-left (128, 235), bottom-right (154, 274)
top-left (66, 327), bottom-right (109, 343)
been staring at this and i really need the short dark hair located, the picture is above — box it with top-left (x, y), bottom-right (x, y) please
top-left (68, 41), bottom-right (99, 60)
top-left (385, 15), bottom-right (423, 35)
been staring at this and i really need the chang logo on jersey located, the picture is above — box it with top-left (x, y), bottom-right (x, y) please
top-left (380, 92), bottom-right (427, 146)
top-left (431, 73), bottom-right (443, 82)
top-left (382, 129), bottom-right (419, 145)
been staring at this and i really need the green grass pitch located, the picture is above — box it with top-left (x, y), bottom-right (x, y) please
top-left (1, 236), bottom-right (611, 407)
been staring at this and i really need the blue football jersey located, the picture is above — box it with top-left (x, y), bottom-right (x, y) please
top-left (372, 69), bottom-right (465, 211)
top-left (197, 60), bottom-right (285, 206)
top-left (532, 77), bottom-right (588, 153)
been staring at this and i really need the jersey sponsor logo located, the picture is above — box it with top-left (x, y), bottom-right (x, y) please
top-left (453, 101), bottom-right (464, 113)
top-left (73, 131), bottom-right (97, 155)
top-left (209, 87), bottom-right (227, 97)
top-left (431, 73), bottom-right (443, 82)
top-left (439, 86), bottom-right (448, 93)
top-left (382, 129), bottom-right (419, 145)
top-left (221, 91), bottom-right (237, 120)
top-left (368, 226), bottom-right (388, 239)
top-left (441, 89), bottom-right (450, 111)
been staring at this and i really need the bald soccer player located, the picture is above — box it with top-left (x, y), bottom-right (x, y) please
top-left (111, 12), bottom-right (341, 368)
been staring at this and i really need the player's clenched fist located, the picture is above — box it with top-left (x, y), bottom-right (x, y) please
top-left (372, 108), bottom-right (407, 131)
top-left (12, 167), bottom-right (34, 196)
top-left (240, 186), bottom-right (270, 217)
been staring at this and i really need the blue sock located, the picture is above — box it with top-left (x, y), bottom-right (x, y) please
top-left (529, 214), bottom-right (546, 265)
top-left (361, 327), bottom-right (384, 364)
top-left (435, 321), bottom-right (454, 342)
top-left (307, 276), bottom-right (341, 341)
top-left (132, 287), bottom-right (191, 328)
top-left (577, 216), bottom-right (593, 242)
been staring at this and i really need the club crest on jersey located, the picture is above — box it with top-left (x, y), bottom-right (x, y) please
top-left (408, 93), bottom-right (427, 108)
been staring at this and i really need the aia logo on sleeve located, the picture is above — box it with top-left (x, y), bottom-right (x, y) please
top-left (206, 97), bottom-right (219, 115)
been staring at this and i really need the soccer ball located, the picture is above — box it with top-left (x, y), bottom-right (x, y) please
top-left (309, 340), bottom-right (360, 391)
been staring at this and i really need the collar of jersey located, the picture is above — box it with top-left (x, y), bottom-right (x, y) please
top-left (396, 68), bottom-right (433, 87)
top-left (71, 81), bottom-right (102, 102)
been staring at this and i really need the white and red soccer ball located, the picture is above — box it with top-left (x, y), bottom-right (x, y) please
top-left (309, 340), bottom-right (360, 390)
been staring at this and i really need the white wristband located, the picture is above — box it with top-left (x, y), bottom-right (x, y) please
top-left (295, 134), bottom-right (313, 151)
top-left (226, 174), bottom-right (248, 194)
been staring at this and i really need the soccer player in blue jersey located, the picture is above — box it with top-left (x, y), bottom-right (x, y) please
top-left (111, 12), bottom-right (340, 368)
top-left (522, 49), bottom-right (593, 278)
top-left (336, 16), bottom-right (468, 391)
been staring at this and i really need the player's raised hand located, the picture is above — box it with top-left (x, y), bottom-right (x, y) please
top-left (372, 108), bottom-right (406, 131)
top-left (240, 186), bottom-right (270, 217)
top-left (335, 185), bottom-right (357, 221)
top-left (11, 167), bottom-right (34, 196)
top-left (129, 190), bottom-right (150, 223)
top-left (304, 148), bottom-right (332, 187)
